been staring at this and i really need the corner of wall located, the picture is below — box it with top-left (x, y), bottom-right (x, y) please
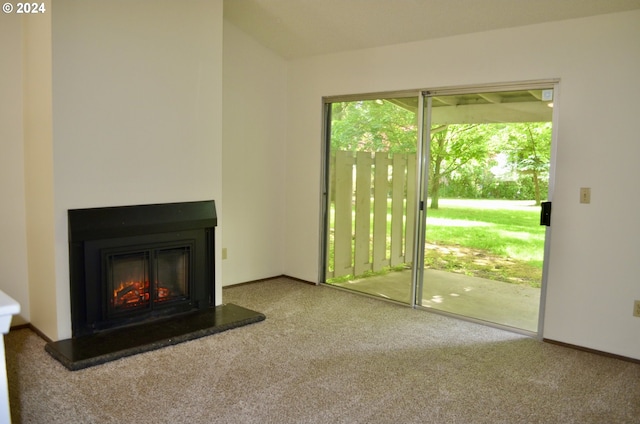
top-left (0, 8), bottom-right (31, 325)
top-left (23, 3), bottom-right (58, 340)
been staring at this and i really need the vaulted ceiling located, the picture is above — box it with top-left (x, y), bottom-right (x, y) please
top-left (224, 0), bottom-right (640, 59)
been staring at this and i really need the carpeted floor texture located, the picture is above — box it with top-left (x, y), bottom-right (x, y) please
top-left (5, 277), bottom-right (640, 423)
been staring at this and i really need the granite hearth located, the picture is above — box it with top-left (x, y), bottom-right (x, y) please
top-left (45, 303), bottom-right (265, 371)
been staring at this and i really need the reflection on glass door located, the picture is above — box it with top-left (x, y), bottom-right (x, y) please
top-left (419, 88), bottom-right (555, 332)
top-left (324, 96), bottom-right (418, 304)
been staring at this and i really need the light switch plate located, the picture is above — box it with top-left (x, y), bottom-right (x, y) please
top-left (580, 187), bottom-right (591, 204)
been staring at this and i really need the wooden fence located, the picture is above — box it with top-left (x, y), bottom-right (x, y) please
top-left (328, 150), bottom-right (417, 279)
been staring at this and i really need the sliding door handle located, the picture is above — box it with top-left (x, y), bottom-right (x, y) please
top-left (540, 201), bottom-right (552, 226)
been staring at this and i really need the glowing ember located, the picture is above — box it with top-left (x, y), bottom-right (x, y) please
top-left (112, 281), bottom-right (172, 308)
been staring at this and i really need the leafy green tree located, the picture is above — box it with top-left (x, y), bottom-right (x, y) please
top-left (496, 123), bottom-right (552, 205)
top-left (330, 100), bottom-right (417, 153)
top-left (429, 124), bottom-right (490, 209)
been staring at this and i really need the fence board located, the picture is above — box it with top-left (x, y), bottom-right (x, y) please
top-left (405, 153), bottom-right (417, 263)
top-left (390, 154), bottom-right (406, 266)
top-left (372, 153), bottom-right (390, 272)
top-left (333, 150), bottom-right (355, 277)
top-left (326, 153), bottom-right (336, 278)
top-left (354, 152), bottom-right (373, 276)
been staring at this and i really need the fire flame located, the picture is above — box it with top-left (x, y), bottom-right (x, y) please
top-left (112, 280), bottom-right (172, 308)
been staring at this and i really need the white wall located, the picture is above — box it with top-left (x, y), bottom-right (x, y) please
top-left (284, 11), bottom-right (640, 359)
top-left (23, 4), bottom-right (56, 338)
top-left (0, 13), bottom-right (30, 325)
top-left (222, 21), bottom-right (287, 285)
top-left (4, 2), bottom-right (638, 360)
top-left (44, 0), bottom-right (223, 340)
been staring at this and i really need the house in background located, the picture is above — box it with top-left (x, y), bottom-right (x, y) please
top-left (1, 1), bottom-right (639, 361)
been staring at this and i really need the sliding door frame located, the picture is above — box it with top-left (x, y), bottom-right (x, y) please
top-left (417, 79), bottom-right (560, 337)
top-left (319, 89), bottom-right (421, 287)
top-left (411, 94), bottom-right (429, 307)
top-left (319, 79), bottom-right (559, 338)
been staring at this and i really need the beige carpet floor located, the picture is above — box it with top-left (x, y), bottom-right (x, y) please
top-left (5, 277), bottom-right (640, 423)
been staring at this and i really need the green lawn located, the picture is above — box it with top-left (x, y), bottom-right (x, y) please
top-left (426, 199), bottom-right (545, 263)
top-left (424, 199), bottom-right (545, 287)
top-left (327, 198), bottom-right (546, 288)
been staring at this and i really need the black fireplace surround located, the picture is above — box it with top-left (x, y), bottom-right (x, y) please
top-left (68, 200), bottom-right (217, 337)
top-left (45, 199), bottom-right (264, 371)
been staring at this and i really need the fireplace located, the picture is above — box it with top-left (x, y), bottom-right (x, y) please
top-left (45, 199), bottom-right (264, 371)
top-left (68, 200), bottom-right (216, 337)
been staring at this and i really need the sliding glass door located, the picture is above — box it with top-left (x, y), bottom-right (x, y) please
top-left (323, 95), bottom-right (419, 304)
top-left (322, 82), bottom-right (557, 334)
top-left (418, 87), bottom-right (556, 332)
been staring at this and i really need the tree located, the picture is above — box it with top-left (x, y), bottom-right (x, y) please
top-left (429, 124), bottom-right (490, 209)
top-left (497, 123), bottom-right (552, 205)
top-left (330, 100), bottom-right (417, 153)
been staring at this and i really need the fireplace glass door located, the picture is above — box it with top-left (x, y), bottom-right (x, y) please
top-left (106, 245), bottom-right (191, 318)
top-left (109, 251), bottom-right (151, 313)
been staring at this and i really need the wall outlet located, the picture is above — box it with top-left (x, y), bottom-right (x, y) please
top-left (634, 300), bottom-right (640, 317)
top-left (222, 248), bottom-right (228, 260)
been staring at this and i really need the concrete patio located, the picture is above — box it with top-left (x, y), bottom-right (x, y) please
top-left (330, 269), bottom-right (541, 333)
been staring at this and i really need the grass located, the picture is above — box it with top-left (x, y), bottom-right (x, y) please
top-left (426, 199), bottom-right (544, 287)
top-left (426, 200), bottom-right (544, 260)
top-left (328, 199), bottom-right (546, 288)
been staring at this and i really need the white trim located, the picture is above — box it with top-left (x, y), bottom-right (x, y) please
top-left (536, 81), bottom-right (561, 338)
top-left (423, 79), bottom-right (561, 96)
